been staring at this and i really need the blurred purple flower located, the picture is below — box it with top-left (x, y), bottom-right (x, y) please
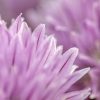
top-left (0, 15), bottom-right (90, 100)
top-left (46, 0), bottom-right (100, 99)
top-left (25, 0), bottom-right (55, 28)
top-left (0, 0), bottom-right (46, 23)
top-left (46, 0), bottom-right (96, 49)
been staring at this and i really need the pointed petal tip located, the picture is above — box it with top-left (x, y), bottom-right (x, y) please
top-left (40, 24), bottom-right (45, 27)
top-left (68, 47), bottom-right (79, 56)
top-left (33, 24), bottom-right (46, 35)
top-left (84, 87), bottom-right (91, 93)
top-left (15, 13), bottom-right (24, 23)
top-left (82, 88), bottom-right (91, 99)
top-left (37, 24), bottom-right (45, 29)
top-left (48, 35), bottom-right (56, 44)
top-left (71, 47), bottom-right (79, 52)
top-left (87, 88), bottom-right (91, 92)
top-left (16, 13), bottom-right (23, 20)
top-left (85, 67), bottom-right (90, 72)
top-left (18, 13), bottom-right (22, 17)
top-left (81, 67), bottom-right (90, 76)
top-left (20, 13), bottom-right (23, 16)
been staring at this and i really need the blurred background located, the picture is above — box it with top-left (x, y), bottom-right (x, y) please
top-left (0, 0), bottom-right (54, 27)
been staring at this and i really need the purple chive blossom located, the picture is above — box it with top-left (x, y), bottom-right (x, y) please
top-left (46, 0), bottom-right (100, 99)
top-left (0, 15), bottom-right (90, 100)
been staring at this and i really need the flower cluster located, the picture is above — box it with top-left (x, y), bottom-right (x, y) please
top-left (0, 15), bottom-right (90, 100)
